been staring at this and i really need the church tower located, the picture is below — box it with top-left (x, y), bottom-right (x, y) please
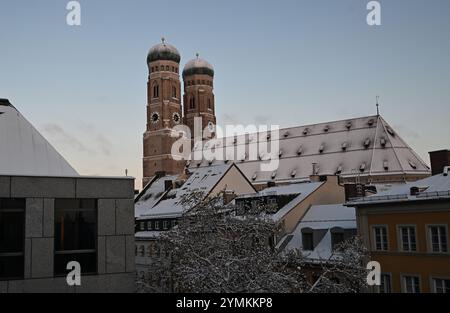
top-left (142, 39), bottom-right (185, 187)
top-left (182, 54), bottom-right (217, 139)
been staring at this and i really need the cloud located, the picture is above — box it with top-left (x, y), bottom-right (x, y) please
top-left (42, 123), bottom-right (93, 153)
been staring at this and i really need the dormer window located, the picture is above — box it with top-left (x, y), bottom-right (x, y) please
top-left (383, 161), bottom-right (389, 171)
top-left (271, 170), bottom-right (277, 179)
top-left (345, 121), bottom-right (352, 130)
top-left (364, 139), bottom-right (371, 149)
top-left (336, 165), bottom-right (343, 175)
top-left (297, 146), bottom-right (303, 155)
top-left (319, 144), bottom-right (324, 153)
top-left (368, 119), bottom-right (375, 126)
top-left (380, 137), bottom-right (387, 147)
top-left (279, 149), bottom-right (283, 158)
top-left (323, 125), bottom-right (329, 132)
top-left (284, 131), bottom-right (290, 138)
top-left (291, 169), bottom-right (297, 178)
top-left (303, 128), bottom-right (309, 135)
top-left (360, 162), bottom-right (366, 172)
top-left (386, 126), bottom-right (395, 136)
top-left (342, 142), bottom-right (348, 151)
top-left (252, 172), bottom-right (258, 181)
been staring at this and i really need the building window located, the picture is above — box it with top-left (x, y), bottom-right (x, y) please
top-left (172, 86), bottom-right (177, 98)
top-left (140, 222), bottom-right (145, 231)
top-left (399, 226), bottom-right (417, 252)
top-left (155, 66), bottom-right (159, 71)
top-left (153, 84), bottom-right (159, 98)
top-left (147, 221), bottom-right (152, 231)
top-left (163, 221), bottom-right (169, 230)
top-left (135, 245), bottom-right (138, 256)
top-left (331, 231), bottom-right (345, 250)
top-left (166, 66), bottom-right (169, 71)
top-left (302, 232), bottom-right (314, 251)
top-left (373, 226), bottom-right (388, 251)
top-left (402, 275), bottom-right (421, 293)
top-left (432, 278), bottom-right (450, 293)
top-left (151, 67), bottom-right (154, 73)
top-left (146, 245), bottom-right (151, 257)
top-left (171, 66), bottom-right (175, 72)
top-left (171, 220), bottom-right (177, 228)
top-left (189, 97), bottom-right (195, 109)
top-left (0, 198), bottom-right (25, 280)
top-left (428, 225), bottom-right (448, 253)
top-left (139, 245), bottom-right (145, 257)
top-left (379, 273), bottom-right (392, 293)
top-left (207, 98), bottom-right (212, 110)
top-left (155, 221), bottom-right (160, 230)
top-left (54, 199), bottom-right (97, 276)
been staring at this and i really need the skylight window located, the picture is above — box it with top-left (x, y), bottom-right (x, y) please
top-left (319, 144), bottom-right (324, 153)
top-left (360, 163), bottom-right (366, 172)
top-left (342, 142), bottom-right (348, 151)
top-left (291, 169), bottom-right (297, 178)
top-left (345, 121), bottom-right (352, 130)
top-left (297, 146), bottom-right (303, 155)
top-left (284, 131), bottom-right (290, 138)
top-left (279, 149), bottom-right (283, 157)
top-left (336, 165), bottom-right (343, 174)
top-left (303, 128), bottom-right (309, 135)
top-left (386, 126), bottom-right (395, 136)
top-left (364, 139), bottom-right (371, 148)
top-left (323, 125), bottom-right (329, 132)
top-left (380, 137), bottom-right (386, 147)
top-left (383, 161), bottom-right (389, 171)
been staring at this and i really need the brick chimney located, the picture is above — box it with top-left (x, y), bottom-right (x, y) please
top-left (429, 150), bottom-right (450, 176)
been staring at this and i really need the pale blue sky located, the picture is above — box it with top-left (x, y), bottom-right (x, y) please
top-left (1, 0), bottom-right (449, 188)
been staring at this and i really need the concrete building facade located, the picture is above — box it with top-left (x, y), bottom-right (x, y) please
top-left (0, 175), bottom-right (135, 293)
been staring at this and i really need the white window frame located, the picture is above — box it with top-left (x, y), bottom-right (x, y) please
top-left (401, 274), bottom-right (421, 293)
top-left (431, 277), bottom-right (450, 293)
top-left (147, 221), bottom-right (153, 231)
top-left (372, 225), bottom-right (389, 251)
top-left (155, 220), bottom-right (160, 230)
top-left (426, 224), bottom-right (448, 253)
top-left (397, 225), bottom-right (418, 252)
top-left (163, 220), bottom-right (169, 230)
top-left (140, 221), bottom-right (145, 231)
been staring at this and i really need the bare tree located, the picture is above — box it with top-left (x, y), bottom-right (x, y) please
top-left (137, 193), bottom-right (369, 293)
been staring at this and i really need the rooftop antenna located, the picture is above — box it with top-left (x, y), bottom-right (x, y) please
top-left (376, 96), bottom-right (380, 116)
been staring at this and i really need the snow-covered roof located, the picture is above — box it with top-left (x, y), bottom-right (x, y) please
top-left (189, 115), bottom-right (430, 183)
top-left (279, 204), bottom-right (356, 260)
top-left (235, 181), bottom-right (324, 222)
top-left (348, 169), bottom-right (450, 205)
top-left (135, 164), bottom-right (233, 219)
top-left (0, 99), bottom-right (78, 177)
top-left (135, 231), bottom-right (163, 239)
top-left (134, 174), bottom-right (179, 218)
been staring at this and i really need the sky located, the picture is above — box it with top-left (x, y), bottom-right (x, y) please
top-left (1, 0), bottom-right (449, 189)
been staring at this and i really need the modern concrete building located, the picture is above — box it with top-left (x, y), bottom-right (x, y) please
top-left (0, 99), bottom-right (136, 293)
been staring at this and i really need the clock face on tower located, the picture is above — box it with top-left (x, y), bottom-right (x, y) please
top-left (172, 112), bottom-right (181, 124)
top-left (151, 112), bottom-right (160, 124)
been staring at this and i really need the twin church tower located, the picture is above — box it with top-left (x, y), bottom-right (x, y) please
top-left (143, 39), bottom-right (217, 186)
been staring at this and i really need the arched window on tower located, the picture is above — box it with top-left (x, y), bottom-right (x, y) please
top-left (189, 97), bottom-right (196, 109)
top-left (207, 98), bottom-right (212, 110)
top-left (153, 84), bottom-right (159, 98)
top-left (172, 86), bottom-right (177, 99)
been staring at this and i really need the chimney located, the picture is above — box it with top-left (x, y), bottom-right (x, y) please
top-left (429, 150), bottom-right (450, 176)
top-left (344, 183), bottom-right (365, 201)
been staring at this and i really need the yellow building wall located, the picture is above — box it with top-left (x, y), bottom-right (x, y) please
top-left (366, 211), bottom-right (450, 293)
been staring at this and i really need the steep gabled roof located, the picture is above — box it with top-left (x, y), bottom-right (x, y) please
top-left (0, 99), bottom-right (78, 177)
top-left (189, 115), bottom-right (430, 183)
